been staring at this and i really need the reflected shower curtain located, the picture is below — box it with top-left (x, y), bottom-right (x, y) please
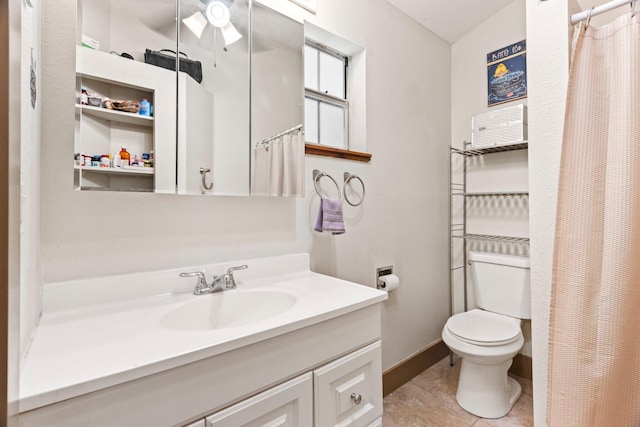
top-left (252, 132), bottom-right (304, 197)
top-left (548, 12), bottom-right (640, 426)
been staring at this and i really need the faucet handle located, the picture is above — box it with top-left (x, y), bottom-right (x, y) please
top-left (226, 265), bottom-right (248, 275)
top-left (224, 265), bottom-right (248, 289)
top-left (179, 271), bottom-right (209, 294)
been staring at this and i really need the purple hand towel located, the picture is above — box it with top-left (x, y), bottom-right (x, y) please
top-left (314, 198), bottom-right (345, 235)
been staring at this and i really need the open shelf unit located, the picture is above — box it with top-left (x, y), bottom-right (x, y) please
top-left (448, 141), bottom-right (530, 319)
top-left (74, 74), bottom-right (155, 191)
top-left (73, 46), bottom-right (180, 193)
top-left (75, 104), bottom-right (154, 128)
top-left (74, 165), bottom-right (154, 176)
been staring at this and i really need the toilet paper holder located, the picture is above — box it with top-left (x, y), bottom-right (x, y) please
top-left (376, 265), bottom-right (393, 288)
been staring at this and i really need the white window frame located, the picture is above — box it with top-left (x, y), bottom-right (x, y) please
top-left (304, 40), bottom-right (350, 150)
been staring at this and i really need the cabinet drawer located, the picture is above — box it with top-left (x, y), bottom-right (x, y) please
top-left (184, 420), bottom-right (205, 427)
top-left (314, 341), bottom-right (382, 427)
top-left (206, 373), bottom-right (312, 427)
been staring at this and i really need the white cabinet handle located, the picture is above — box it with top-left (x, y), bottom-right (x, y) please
top-left (350, 392), bottom-right (362, 405)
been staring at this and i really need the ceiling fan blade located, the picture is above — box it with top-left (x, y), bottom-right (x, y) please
top-left (220, 22), bottom-right (242, 46)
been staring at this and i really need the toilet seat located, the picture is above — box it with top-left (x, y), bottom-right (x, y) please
top-left (446, 309), bottom-right (521, 346)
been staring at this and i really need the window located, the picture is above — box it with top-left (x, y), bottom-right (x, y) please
top-left (303, 23), bottom-right (370, 162)
top-left (304, 41), bottom-right (349, 150)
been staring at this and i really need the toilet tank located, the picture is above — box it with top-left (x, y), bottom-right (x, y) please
top-left (469, 251), bottom-right (531, 319)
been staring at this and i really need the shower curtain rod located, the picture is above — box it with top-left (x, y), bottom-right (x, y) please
top-left (257, 124), bottom-right (303, 146)
top-left (571, 0), bottom-right (635, 24)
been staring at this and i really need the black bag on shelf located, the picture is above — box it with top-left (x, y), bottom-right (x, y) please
top-left (144, 49), bottom-right (203, 83)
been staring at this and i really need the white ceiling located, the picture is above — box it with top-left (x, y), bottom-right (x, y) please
top-left (386, 0), bottom-right (517, 44)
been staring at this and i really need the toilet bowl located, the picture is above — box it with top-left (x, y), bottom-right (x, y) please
top-left (442, 309), bottom-right (523, 418)
top-left (442, 252), bottom-right (530, 419)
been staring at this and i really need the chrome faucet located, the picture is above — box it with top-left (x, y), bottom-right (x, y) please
top-left (179, 265), bottom-right (248, 295)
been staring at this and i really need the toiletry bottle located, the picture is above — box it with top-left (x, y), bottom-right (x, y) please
top-left (139, 98), bottom-right (150, 116)
top-left (81, 89), bottom-right (89, 105)
top-left (119, 146), bottom-right (130, 166)
top-left (113, 151), bottom-right (121, 168)
top-left (100, 154), bottom-right (110, 168)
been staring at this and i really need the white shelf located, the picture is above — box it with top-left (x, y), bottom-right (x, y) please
top-left (75, 165), bottom-right (154, 176)
top-left (76, 104), bottom-right (153, 128)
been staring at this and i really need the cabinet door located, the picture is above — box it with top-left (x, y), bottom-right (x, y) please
top-left (314, 341), bottom-right (382, 427)
top-left (205, 373), bottom-right (312, 427)
top-left (367, 418), bottom-right (382, 427)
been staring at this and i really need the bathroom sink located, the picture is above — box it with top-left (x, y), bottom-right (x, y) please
top-left (161, 290), bottom-right (297, 330)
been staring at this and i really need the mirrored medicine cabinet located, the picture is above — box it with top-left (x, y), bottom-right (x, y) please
top-left (74, 0), bottom-right (304, 197)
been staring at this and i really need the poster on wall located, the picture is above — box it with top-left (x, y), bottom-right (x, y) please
top-left (289, 0), bottom-right (317, 13)
top-left (487, 40), bottom-right (527, 107)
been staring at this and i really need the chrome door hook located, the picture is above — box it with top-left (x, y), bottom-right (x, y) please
top-left (200, 167), bottom-right (214, 193)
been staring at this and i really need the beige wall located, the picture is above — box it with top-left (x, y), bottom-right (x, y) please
top-left (450, 0), bottom-right (530, 355)
top-left (8, 0), bottom-right (25, 424)
top-left (19, 0), bottom-right (42, 374)
top-left (37, 0), bottom-right (451, 371)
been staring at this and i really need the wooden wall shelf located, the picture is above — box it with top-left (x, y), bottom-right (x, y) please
top-left (305, 144), bottom-right (372, 162)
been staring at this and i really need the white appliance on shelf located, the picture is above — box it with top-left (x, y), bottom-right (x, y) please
top-left (471, 104), bottom-right (527, 149)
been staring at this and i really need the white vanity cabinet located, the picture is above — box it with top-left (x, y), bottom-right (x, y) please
top-left (194, 342), bottom-right (382, 427)
top-left (205, 373), bottom-right (313, 426)
top-left (18, 255), bottom-right (387, 427)
top-left (314, 342), bottom-right (382, 427)
top-left (19, 304), bottom-right (384, 427)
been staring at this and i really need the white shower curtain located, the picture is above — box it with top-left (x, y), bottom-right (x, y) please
top-left (252, 132), bottom-right (304, 197)
top-left (547, 12), bottom-right (640, 426)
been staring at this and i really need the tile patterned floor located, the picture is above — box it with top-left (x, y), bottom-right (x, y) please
top-left (383, 356), bottom-right (533, 427)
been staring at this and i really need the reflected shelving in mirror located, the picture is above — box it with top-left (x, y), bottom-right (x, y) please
top-left (74, 166), bottom-right (154, 176)
top-left (75, 104), bottom-right (153, 128)
top-left (74, 0), bottom-right (304, 196)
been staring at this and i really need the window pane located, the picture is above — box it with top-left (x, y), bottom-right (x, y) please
top-left (319, 102), bottom-right (345, 149)
top-left (304, 45), bottom-right (318, 91)
top-left (319, 51), bottom-right (345, 99)
top-left (304, 98), bottom-right (319, 144)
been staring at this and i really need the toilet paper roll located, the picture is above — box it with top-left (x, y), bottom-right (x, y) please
top-left (377, 274), bottom-right (399, 292)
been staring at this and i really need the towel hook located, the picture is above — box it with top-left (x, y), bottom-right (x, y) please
top-left (343, 172), bottom-right (365, 207)
top-left (200, 167), bottom-right (213, 194)
top-left (313, 169), bottom-right (340, 199)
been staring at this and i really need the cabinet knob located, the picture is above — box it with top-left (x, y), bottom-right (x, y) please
top-left (350, 392), bottom-right (362, 405)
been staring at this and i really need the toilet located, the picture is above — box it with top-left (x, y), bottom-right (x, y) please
top-left (442, 251), bottom-right (531, 419)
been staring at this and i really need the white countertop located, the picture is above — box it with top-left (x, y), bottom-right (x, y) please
top-left (19, 254), bottom-right (387, 413)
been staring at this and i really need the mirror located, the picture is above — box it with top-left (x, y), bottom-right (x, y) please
top-left (178, 0), bottom-right (250, 196)
top-left (75, 0), bottom-right (180, 193)
top-left (250, 3), bottom-right (304, 197)
top-left (74, 0), bottom-right (303, 196)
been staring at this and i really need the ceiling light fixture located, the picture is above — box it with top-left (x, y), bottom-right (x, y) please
top-left (206, 1), bottom-right (243, 46)
top-left (182, 1), bottom-right (243, 46)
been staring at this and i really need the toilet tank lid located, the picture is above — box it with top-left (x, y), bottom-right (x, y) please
top-left (469, 251), bottom-right (530, 268)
